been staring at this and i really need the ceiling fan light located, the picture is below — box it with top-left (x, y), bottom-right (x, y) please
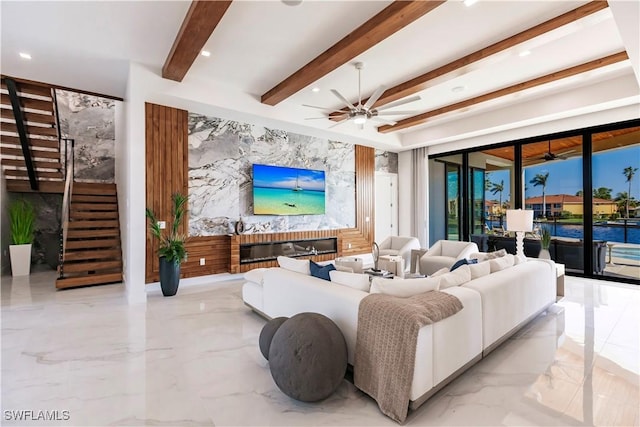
top-left (353, 117), bottom-right (367, 125)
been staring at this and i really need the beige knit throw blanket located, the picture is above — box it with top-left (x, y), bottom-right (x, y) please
top-left (354, 291), bottom-right (464, 423)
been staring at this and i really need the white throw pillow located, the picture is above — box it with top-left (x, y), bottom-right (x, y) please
top-left (468, 262), bottom-right (491, 279)
top-left (335, 264), bottom-right (354, 273)
top-left (277, 256), bottom-right (310, 275)
top-left (437, 264), bottom-right (471, 289)
top-left (370, 276), bottom-right (440, 298)
top-left (431, 267), bottom-right (450, 277)
top-left (471, 249), bottom-right (507, 261)
top-left (489, 254), bottom-right (514, 273)
top-left (329, 270), bottom-right (370, 292)
top-left (243, 268), bottom-right (267, 285)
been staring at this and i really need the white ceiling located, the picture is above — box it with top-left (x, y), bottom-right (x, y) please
top-left (1, 0), bottom-right (638, 151)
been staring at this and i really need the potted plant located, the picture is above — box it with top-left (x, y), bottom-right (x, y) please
top-left (146, 193), bottom-right (188, 296)
top-left (539, 226), bottom-right (552, 260)
top-left (8, 199), bottom-right (36, 276)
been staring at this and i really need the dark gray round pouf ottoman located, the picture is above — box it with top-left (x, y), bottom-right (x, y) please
top-left (268, 312), bottom-right (347, 402)
top-left (259, 317), bottom-right (288, 360)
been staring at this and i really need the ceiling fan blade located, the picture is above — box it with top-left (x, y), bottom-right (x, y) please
top-left (302, 104), bottom-right (346, 114)
top-left (331, 89), bottom-right (356, 110)
top-left (363, 85), bottom-right (386, 110)
top-left (376, 110), bottom-right (419, 116)
top-left (370, 117), bottom-right (397, 126)
top-left (375, 95), bottom-right (421, 112)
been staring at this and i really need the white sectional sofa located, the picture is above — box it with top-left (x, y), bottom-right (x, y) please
top-left (242, 256), bottom-right (556, 412)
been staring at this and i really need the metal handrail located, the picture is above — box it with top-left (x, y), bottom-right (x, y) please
top-left (58, 138), bottom-right (74, 279)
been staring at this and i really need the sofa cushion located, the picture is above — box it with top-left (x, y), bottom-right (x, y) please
top-left (450, 258), bottom-right (478, 271)
top-left (329, 270), bottom-right (370, 292)
top-left (277, 256), bottom-right (310, 275)
top-left (469, 261), bottom-right (491, 279)
top-left (437, 265), bottom-right (471, 290)
top-left (370, 276), bottom-right (440, 298)
top-left (244, 267), bottom-right (268, 285)
top-left (489, 254), bottom-right (515, 273)
top-left (335, 264), bottom-right (354, 273)
top-left (310, 260), bottom-right (336, 281)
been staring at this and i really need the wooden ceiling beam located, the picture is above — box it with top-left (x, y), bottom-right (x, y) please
top-left (260, 0), bottom-right (445, 106)
top-left (377, 51), bottom-right (629, 133)
top-left (330, 0), bottom-right (609, 121)
top-left (162, 0), bottom-right (233, 82)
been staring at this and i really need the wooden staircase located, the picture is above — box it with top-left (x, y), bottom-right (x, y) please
top-left (0, 77), bottom-right (64, 193)
top-left (56, 182), bottom-right (123, 289)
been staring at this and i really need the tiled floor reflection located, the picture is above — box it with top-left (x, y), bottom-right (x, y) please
top-left (1, 270), bottom-right (638, 426)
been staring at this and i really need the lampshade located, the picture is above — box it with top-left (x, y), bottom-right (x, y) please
top-left (506, 209), bottom-right (533, 232)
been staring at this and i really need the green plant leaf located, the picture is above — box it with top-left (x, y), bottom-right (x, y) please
top-left (8, 199), bottom-right (36, 245)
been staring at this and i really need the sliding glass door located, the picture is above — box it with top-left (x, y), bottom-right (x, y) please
top-left (592, 126), bottom-right (640, 280)
top-left (446, 163), bottom-right (461, 240)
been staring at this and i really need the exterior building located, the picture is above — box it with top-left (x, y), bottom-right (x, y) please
top-left (525, 194), bottom-right (617, 218)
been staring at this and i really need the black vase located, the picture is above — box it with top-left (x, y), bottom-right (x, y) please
top-left (159, 257), bottom-right (181, 297)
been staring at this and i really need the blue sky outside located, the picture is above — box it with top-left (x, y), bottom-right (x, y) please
top-left (485, 146), bottom-right (640, 201)
top-left (253, 164), bottom-right (325, 192)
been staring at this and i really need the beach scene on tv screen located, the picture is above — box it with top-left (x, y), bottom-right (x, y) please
top-left (253, 164), bottom-right (325, 215)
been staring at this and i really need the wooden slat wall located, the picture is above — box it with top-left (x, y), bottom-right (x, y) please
top-left (146, 103), bottom-right (186, 282)
top-left (338, 145), bottom-right (376, 256)
top-left (146, 102), bottom-right (376, 281)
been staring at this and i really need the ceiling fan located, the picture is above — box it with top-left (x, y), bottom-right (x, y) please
top-left (304, 62), bottom-right (421, 129)
top-left (541, 140), bottom-right (575, 161)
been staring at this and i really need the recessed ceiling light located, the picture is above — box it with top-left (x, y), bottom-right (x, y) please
top-left (282, 0), bottom-right (303, 5)
top-left (451, 85), bottom-right (466, 93)
top-left (200, 50), bottom-right (211, 57)
top-left (311, 87), bottom-right (320, 93)
top-left (463, 0), bottom-right (478, 7)
top-left (19, 52), bottom-right (31, 60)
top-left (519, 50), bottom-right (531, 57)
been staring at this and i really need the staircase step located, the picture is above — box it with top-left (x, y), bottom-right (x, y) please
top-left (63, 249), bottom-right (121, 262)
top-left (1, 135), bottom-right (59, 149)
top-left (56, 272), bottom-right (122, 289)
top-left (71, 194), bottom-right (118, 203)
top-left (72, 183), bottom-right (117, 195)
top-left (68, 220), bottom-right (119, 229)
top-left (1, 146), bottom-right (60, 159)
top-left (4, 169), bottom-right (62, 179)
top-left (5, 180), bottom-right (64, 193)
top-left (1, 108), bottom-right (55, 124)
top-left (2, 159), bottom-right (62, 169)
top-left (1, 81), bottom-right (53, 98)
top-left (65, 238), bottom-right (120, 250)
top-left (1, 94), bottom-right (54, 112)
top-left (67, 228), bottom-right (119, 238)
top-left (60, 260), bottom-right (122, 273)
top-left (69, 210), bottom-right (118, 220)
top-left (71, 202), bottom-right (117, 212)
top-left (1, 122), bottom-right (58, 137)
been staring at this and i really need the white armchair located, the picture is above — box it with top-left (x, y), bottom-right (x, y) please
top-left (377, 236), bottom-right (421, 272)
top-left (419, 240), bottom-right (479, 276)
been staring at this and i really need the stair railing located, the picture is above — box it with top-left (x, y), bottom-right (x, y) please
top-left (4, 78), bottom-right (38, 190)
top-left (58, 138), bottom-right (75, 279)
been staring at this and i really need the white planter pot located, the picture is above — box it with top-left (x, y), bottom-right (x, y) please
top-left (538, 248), bottom-right (551, 260)
top-left (9, 244), bottom-right (32, 276)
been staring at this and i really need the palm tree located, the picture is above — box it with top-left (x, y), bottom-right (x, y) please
top-left (529, 172), bottom-right (550, 218)
top-left (623, 166), bottom-right (638, 218)
top-left (489, 180), bottom-right (505, 226)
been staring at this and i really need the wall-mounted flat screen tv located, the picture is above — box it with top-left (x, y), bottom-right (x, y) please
top-left (252, 164), bottom-right (325, 215)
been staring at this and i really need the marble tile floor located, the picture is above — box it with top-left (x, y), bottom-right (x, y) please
top-left (1, 270), bottom-right (638, 426)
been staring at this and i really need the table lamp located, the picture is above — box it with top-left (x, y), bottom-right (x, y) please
top-left (506, 209), bottom-right (534, 261)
